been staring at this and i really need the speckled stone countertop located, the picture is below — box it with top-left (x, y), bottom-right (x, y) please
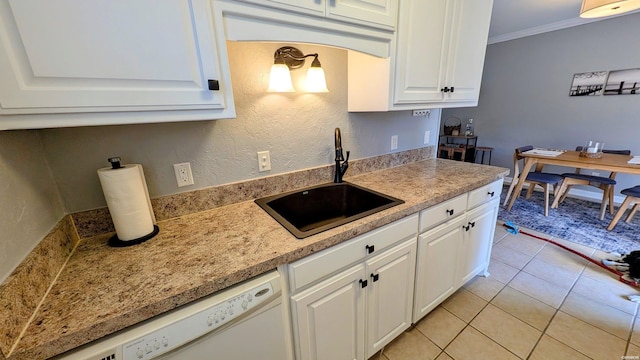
top-left (10, 159), bottom-right (508, 359)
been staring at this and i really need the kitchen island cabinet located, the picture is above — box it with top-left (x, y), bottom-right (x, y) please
top-left (0, 0), bottom-right (235, 129)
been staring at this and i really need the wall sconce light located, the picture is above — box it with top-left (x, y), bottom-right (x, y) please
top-left (267, 46), bottom-right (329, 93)
top-left (580, 0), bottom-right (640, 18)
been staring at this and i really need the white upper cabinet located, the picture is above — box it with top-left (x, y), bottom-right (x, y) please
top-left (439, 0), bottom-right (494, 103)
top-left (348, 0), bottom-right (493, 111)
top-left (233, 0), bottom-right (398, 30)
top-left (0, 0), bottom-right (235, 129)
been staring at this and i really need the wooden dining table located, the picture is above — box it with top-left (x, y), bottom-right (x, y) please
top-left (505, 150), bottom-right (640, 211)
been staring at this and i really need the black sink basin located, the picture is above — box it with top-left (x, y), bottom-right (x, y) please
top-left (255, 182), bottom-right (404, 239)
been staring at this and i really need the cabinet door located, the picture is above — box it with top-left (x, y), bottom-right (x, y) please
top-left (413, 216), bottom-right (465, 322)
top-left (393, 0), bottom-right (450, 104)
top-left (365, 238), bottom-right (416, 357)
top-left (0, 0), bottom-right (229, 116)
top-left (328, 0), bottom-right (398, 30)
top-left (458, 198), bottom-right (499, 285)
top-left (443, 0), bottom-right (493, 102)
top-left (237, 0), bottom-right (325, 16)
top-left (291, 264), bottom-right (366, 360)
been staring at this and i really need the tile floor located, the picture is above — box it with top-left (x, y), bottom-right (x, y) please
top-left (373, 222), bottom-right (640, 360)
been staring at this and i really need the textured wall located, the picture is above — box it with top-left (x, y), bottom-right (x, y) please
top-left (443, 12), bottom-right (640, 196)
top-left (0, 131), bottom-right (65, 283)
top-left (40, 42), bottom-right (440, 212)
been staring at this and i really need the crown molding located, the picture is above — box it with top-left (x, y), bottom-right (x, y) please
top-left (487, 9), bottom-right (640, 45)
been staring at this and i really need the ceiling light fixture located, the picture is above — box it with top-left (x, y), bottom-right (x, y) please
top-left (580, 0), bottom-right (640, 18)
top-left (267, 46), bottom-right (328, 93)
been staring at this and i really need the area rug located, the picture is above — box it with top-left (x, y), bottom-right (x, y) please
top-left (498, 187), bottom-right (640, 254)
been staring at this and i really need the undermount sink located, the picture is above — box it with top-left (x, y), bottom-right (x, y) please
top-left (255, 182), bottom-right (404, 239)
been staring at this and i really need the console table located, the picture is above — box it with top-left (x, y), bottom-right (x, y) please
top-left (438, 135), bottom-right (478, 162)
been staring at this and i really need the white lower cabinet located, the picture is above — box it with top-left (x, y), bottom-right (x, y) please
top-left (365, 239), bottom-right (416, 356)
top-left (413, 215), bottom-right (466, 321)
top-left (288, 179), bottom-right (503, 358)
top-left (458, 198), bottom-right (499, 285)
top-left (413, 179), bottom-right (502, 323)
top-left (291, 264), bottom-right (366, 360)
top-left (288, 215), bottom-right (418, 360)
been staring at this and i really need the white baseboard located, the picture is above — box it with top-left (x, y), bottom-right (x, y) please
top-left (504, 176), bottom-right (626, 206)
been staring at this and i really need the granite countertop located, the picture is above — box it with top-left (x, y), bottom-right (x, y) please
top-left (12, 159), bottom-right (508, 359)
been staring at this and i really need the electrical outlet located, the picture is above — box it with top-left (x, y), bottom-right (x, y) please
top-left (391, 135), bottom-right (398, 150)
top-left (423, 130), bottom-right (430, 144)
top-left (258, 151), bottom-right (271, 172)
top-left (173, 162), bottom-right (194, 187)
top-left (412, 109), bottom-right (430, 117)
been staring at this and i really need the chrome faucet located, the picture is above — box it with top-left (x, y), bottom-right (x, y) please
top-left (334, 127), bottom-right (350, 183)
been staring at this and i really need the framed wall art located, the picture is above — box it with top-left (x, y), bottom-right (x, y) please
top-left (604, 68), bottom-right (640, 95)
top-left (569, 71), bottom-right (607, 96)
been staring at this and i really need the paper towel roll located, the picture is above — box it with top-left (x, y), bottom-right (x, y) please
top-left (98, 164), bottom-right (156, 241)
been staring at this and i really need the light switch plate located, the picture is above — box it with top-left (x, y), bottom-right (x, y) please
top-left (258, 151), bottom-right (271, 172)
top-left (391, 135), bottom-right (398, 150)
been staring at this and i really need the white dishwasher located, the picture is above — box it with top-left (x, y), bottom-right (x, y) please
top-left (58, 270), bottom-right (290, 360)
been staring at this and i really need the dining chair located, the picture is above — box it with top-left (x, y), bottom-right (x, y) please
top-left (607, 185), bottom-right (640, 230)
top-left (503, 145), bottom-right (564, 216)
top-left (553, 146), bottom-right (631, 220)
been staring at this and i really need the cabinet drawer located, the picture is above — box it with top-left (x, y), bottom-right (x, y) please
top-left (288, 214), bottom-right (418, 293)
top-left (419, 194), bottom-right (466, 233)
top-left (467, 179), bottom-right (503, 210)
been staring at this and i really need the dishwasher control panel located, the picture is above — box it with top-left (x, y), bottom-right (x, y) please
top-left (58, 270), bottom-right (281, 360)
top-left (121, 281), bottom-right (275, 360)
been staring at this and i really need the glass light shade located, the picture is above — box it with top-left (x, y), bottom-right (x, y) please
top-left (304, 66), bottom-right (329, 93)
top-left (267, 64), bottom-right (295, 92)
top-left (580, 0), bottom-right (640, 18)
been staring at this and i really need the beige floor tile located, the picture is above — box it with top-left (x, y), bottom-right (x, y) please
top-left (441, 288), bottom-right (487, 323)
top-left (493, 224), bottom-right (509, 244)
top-left (444, 326), bottom-right (519, 360)
top-left (582, 261), bottom-right (627, 283)
top-left (508, 271), bottom-right (570, 308)
top-left (435, 352), bottom-right (453, 360)
top-left (548, 237), bottom-right (597, 257)
top-left (522, 256), bottom-right (583, 289)
top-left (382, 326), bottom-right (441, 360)
top-left (415, 307), bottom-right (466, 349)
top-left (497, 232), bottom-right (546, 256)
top-left (491, 243), bottom-right (534, 270)
top-left (571, 274), bottom-right (638, 315)
top-left (462, 275), bottom-right (505, 301)
top-left (627, 343), bottom-right (640, 357)
top-left (470, 304), bottom-right (541, 358)
top-left (529, 335), bottom-right (590, 360)
top-left (533, 244), bottom-right (589, 268)
top-left (514, 226), bottom-right (552, 240)
top-left (546, 311), bottom-right (627, 360)
top-left (560, 291), bottom-right (633, 340)
top-left (487, 259), bottom-right (519, 284)
top-left (490, 286), bottom-right (556, 331)
top-left (630, 318), bottom-right (640, 346)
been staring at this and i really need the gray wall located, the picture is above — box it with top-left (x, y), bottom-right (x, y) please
top-left (1, 42), bottom-right (439, 281)
top-left (0, 131), bottom-right (65, 283)
top-left (443, 12), bottom-right (640, 198)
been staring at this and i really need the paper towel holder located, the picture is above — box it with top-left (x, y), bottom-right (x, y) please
top-left (109, 225), bottom-right (160, 247)
top-left (100, 156), bottom-right (160, 247)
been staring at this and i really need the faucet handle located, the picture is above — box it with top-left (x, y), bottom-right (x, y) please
top-left (345, 151), bottom-right (350, 162)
